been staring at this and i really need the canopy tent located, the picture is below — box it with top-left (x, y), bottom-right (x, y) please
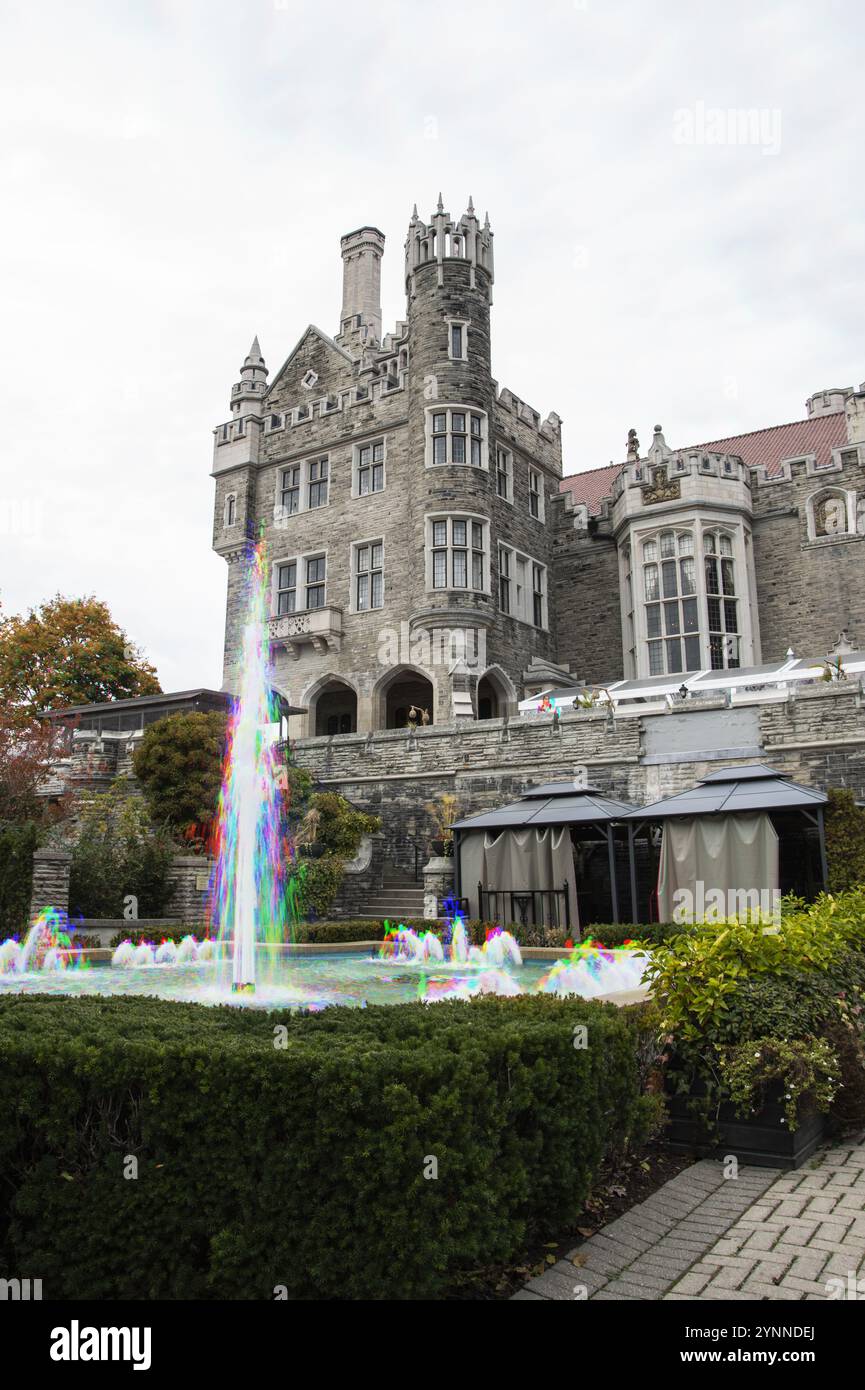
top-left (623, 765), bottom-right (829, 920)
top-left (452, 782), bottom-right (641, 927)
top-left (517, 652), bottom-right (865, 715)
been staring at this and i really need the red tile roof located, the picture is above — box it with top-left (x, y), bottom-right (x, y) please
top-left (696, 413), bottom-right (847, 475)
top-left (559, 462), bottom-right (623, 515)
top-left (559, 412), bottom-right (849, 513)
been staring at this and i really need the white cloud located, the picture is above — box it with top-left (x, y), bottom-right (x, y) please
top-left (0, 0), bottom-right (862, 689)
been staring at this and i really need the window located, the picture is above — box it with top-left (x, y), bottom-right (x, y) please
top-left (425, 406), bottom-right (488, 468)
top-left (529, 468), bottom-right (544, 520)
top-left (428, 516), bottom-right (488, 591)
top-left (495, 448), bottom-right (512, 501)
top-left (643, 530), bottom-right (701, 675)
top-left (276, 561), bottom-right (297, 615)
top-left (499, 546), bottom-right (511, 612)
top-left (280, 465), bottom-right (301, 516)
top-left (356, 440), bottom-right (385, 495)
top-left (532, 564), bottom-right (546, 628)
top-left (305, 555), bottom-right (326, 609)
top-left (354, 541), bottom-right (384, 611)
top-left (498, 543), bottom-right (547, 628)
top-left (703, 531), bottom-right (739, 669)
top-left (447, 320), bottom-right (468, 361)
top-left (308, 457), bottom-right (329, 509)
top-left (224, 494), bottom-right (236, 527)
top-left (276, 457), bottom-right (330, 521)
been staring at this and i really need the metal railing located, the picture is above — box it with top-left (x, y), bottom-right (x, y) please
top-left (478, 883), bottom-right (571, 930)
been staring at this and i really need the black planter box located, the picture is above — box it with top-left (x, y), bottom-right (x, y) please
top-left (665, 1079), bottom-right (826, 1170)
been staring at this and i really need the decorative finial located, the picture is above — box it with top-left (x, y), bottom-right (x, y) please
top-left (410, 203), bottom-right (418, 222)
top-left (436, 191), bottom-right (444, 213)
top-left (483, 210), bottom-right (490, 230)
top-left (467, 194), bottom-right (475, 215)
top-left (626, 428), bottom-right (640, 461)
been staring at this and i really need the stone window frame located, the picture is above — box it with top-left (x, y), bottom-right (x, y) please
top-left (274, 454), bottom-right (331, 525)
top-left (223, 492), bottom-right (237, 528)
top-left (425, 512), bottom-right (491, 595)
top-left (446, 317), bottom-right (470, 362)
top-left (271, 548), bottom-right (329, 616)
top-left (352, 436), bottom-right (387, 499)
top-left (497, 540), bottom-right (548, 630)
top-left (639, 525), bottom-right (701, 678)
top-left (350, 536), bottom-right (385, 614)
top-left (494, 445), bottom-right (514, 504)
top-left (528, 466), bottom-right (545, 523)
top-left (424, 405), bottom-right (489, 470)
top-left (805, 486), bottom-right (857, 543)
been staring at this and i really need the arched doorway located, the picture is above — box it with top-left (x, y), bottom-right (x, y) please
top-left (311, 678), bottom-right (358, 736)
top-left (476, 667), bottom-right (517, 720)
top-left (375, 668), bottom-right (435, 729)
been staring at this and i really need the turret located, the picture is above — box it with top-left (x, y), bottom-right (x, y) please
top-left (230, 337), bottom-right (268, 418)
top-left (404, 193), bottom-right (494, 298)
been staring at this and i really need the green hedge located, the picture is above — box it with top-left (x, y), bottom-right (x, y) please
top-left (0, 993), bottom-right (652, 1300)
top-left (107, 918), bottom-right (678, 949)
top-left (0, 820), bottom-right (40, 938)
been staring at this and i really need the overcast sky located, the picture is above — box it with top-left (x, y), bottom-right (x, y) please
top-left (1, 0), bottom-right (862, 692)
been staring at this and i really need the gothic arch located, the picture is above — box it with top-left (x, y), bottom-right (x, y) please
top-left (475, 664), bottom-right (519, 719)
top-left (301, 673), bottom-right (359, 738)
top-left (806, 487), bottom-right (854, 541)
top-left (372, 664), bottom-right (436, 730)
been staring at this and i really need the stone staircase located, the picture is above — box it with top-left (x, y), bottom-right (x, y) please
top-left (345, 868), bottom-right (427, 923)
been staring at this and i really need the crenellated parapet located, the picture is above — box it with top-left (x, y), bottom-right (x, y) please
top-left (404, 195), bottom-right (494, 296)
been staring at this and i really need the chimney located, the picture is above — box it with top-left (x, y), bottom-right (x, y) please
top-left (339, 226), bottom-right (385, 344)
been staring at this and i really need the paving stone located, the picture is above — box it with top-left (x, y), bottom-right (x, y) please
top-left (669, 1270), bottom-right (713, 1296)
top-left (510, 1290), bottom-right (545, 1300)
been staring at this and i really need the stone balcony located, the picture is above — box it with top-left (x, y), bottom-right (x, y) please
top-left (268, 606), bottom-right (344, 657)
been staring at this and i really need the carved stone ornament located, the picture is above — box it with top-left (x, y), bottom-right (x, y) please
top-left (641, 465), bottom-right (681, 506)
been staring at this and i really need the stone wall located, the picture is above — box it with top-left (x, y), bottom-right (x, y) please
top-left (29, 847), bottom-right (72, 921)
top-left (287, 683), bottom-right (865, 869)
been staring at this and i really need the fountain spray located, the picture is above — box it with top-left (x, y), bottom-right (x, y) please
top-left (210, 537), bottom-right (294, 993)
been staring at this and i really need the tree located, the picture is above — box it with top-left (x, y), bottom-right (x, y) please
top-left (133, 712), bottom-right (228, 845)
top-left (0, 706), bottom-right (70, 824)
top-left (0, 595), bottom-right (161, 727)
top-left (68, 781), bottom-right (175, 920)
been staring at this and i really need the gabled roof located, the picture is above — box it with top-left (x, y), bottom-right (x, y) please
top-left (266, 324), bottom-right (354, 397)
top-left (624, 764), bottom-right (827, 820)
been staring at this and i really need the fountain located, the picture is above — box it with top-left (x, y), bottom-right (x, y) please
top-left (537, 938), bottom-right (649, 999)
top-left (0, 907), bottom-right (89, 976)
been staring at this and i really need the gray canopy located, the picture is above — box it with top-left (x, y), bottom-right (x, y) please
top-left (623, 764), bottom-right (827, 820)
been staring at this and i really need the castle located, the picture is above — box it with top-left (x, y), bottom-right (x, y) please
top-left (211, 197), bottom-right (865, 733)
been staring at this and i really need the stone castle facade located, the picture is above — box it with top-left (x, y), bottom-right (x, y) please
top-left (211, 197), bottom-right (865, 733)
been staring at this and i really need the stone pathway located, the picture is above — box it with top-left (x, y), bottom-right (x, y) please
top-left (513, 1139), bottom-right (865, 1302)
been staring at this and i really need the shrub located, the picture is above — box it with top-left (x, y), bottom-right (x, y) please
top-left (825, 788), bottom-right (865, 892)
top-left (69, 781), bottom-right (175, 920)
top-left (0, 993), bottom-right (651, 1300)
top-left (132, 712), bottom-right (227, 844)
top-left (0, 821), bottom-right (41, 937)
top-left (716, 1036), bottom-right (841, 1131)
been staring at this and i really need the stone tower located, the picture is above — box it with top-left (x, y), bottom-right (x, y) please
top-left (211, 196), bottom-right (565, 735)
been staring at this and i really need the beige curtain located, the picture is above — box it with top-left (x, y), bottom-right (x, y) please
top-left (656, 813), bottom-right (779, 923)
top-left (459, 827), bottom-right (578, 930)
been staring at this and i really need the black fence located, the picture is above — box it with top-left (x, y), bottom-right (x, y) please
top-left (478, 883), bottom-right (571, 930)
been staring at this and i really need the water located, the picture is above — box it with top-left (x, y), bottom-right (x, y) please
top-left (0, 947), bottom-right (649, 1008)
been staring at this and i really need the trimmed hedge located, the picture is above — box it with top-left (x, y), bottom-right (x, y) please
top-left (108, 918), bottom-right (681, 949)
top-left (0, 993), bottom-right (651, 1300)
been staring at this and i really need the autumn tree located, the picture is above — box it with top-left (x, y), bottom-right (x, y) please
top-left (133, 711), bottom-right (228, 845)
top-left (0, 594), bottom-right (161, 727)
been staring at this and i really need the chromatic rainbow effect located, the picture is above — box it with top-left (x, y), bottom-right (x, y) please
top-left (0, 906), bottom-right (91, 975)
top-left (209, 537), bottom-right (304, 992)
